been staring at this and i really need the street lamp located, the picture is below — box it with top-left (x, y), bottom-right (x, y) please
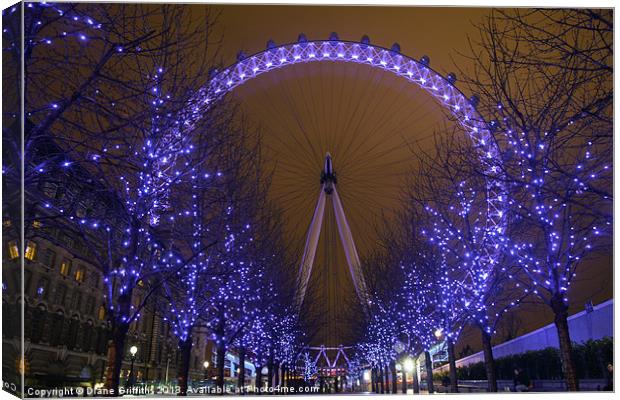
top-left (128, 345), bottom-right (138, 388)
top-left (203, 361), bottom-right (210, 380)
top-left (434, 329), bottom-right (443, 339)
top-left (363, 370), bottom-right (371, 382)
top-left (403, 358), bottom-right (414, 373)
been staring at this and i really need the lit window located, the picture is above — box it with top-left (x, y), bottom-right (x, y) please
top-left (75, 267), bottom-right (85, 282)
top-left (8, 241), bottom-right (19, 259)
top-left (25, 241), bottom-right (37, 261)
top-left (60, 260), bottom-right (72, 276)
top-left (3, 219), bottom-right (11, 228)
top-left (98, 305), bottom-right (106, 320)
top-left (32, 220), bottom-right (42, 229)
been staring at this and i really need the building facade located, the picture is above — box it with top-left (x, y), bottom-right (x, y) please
top-left (2, 139), bottom-right (213, 390)
top-left (2, 231), bottom-right (216, 389)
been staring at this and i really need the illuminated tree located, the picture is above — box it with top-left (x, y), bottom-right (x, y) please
top-left (301, 352), bottom-right (317, 383)
top-left (192, 140), bottom-right (299, 393)
top-left (357, 298), bottom-right (400, 394)
top-left (3, 3), bottom-right (223, 393)
top-left (401, 256), bottom-right (465, 394)
top-left (206, 185), bottom-right (261, 393)
top-left (403, 132), bottom-right (530, 392)
top-left (219, 201), bottom-right (299, 393)
top-left (233, 223), bottom-right (296, 393)
top-left (243, 318), bottom-right (271, 391)
top-left (460, 9), bottom-right (613, 391)
top-left (395, 242), bottom-right (442, 394)
top-left (376, 185), bottom-right (465, 393)
top-left (155, 156), bottom-right (225, 395)
top-left (235, 270), bottom-right (283, 394)
top-left (150, 108), bottom-right (276, 396)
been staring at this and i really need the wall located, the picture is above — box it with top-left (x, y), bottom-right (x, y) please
top-left (434, 299), bottom-right (613, 373)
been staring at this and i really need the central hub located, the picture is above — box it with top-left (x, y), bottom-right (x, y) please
top-left (320, 152), bottom-right (337, 194)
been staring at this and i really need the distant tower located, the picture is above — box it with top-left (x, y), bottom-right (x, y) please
top-left (295, 153), bottom-right (369, 312)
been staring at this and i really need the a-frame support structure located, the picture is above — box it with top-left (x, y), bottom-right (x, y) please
top-left (295, 153), bottom-right (370, 312)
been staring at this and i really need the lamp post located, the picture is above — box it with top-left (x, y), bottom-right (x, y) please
top-left (129, 345), bottom-right (138, 388)
top-left (424, 328), bottom-right (450, 393)
top-left (165, 354), bottom-right (171, 385)
top-left (203, 361), bottom-right (210, 380)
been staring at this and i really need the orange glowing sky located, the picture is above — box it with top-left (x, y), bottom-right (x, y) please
top-left (199, 4), bottom-right (612, 348)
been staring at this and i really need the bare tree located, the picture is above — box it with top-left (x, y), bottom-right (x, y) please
top-left (4, 3), bottom-right (230, 394)
top-left (149, 123), bottom-right (232, 395)
top-left (458, 9), bottom-right (613, 391)
top-left (405, 131), bottom-right (531, 392)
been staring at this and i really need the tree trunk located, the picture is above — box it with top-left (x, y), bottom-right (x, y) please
top-left (238, 347), bottom-right (246, 394)
top-left (104, 321), bottom-right (130, 395)
top-left (424, 351), bottom-right (434, 394)
top-left (267, 350), bottom-right (274, 389)
top-left (370, 368), bottom-right (375, 392)
top-left (286, 368), bottom-right (291, 388)
top-left (370, 368), bottom-right (377, 393)
top-left (379, 366), bottom-right (385, 393)
top-left (177, 335), bottom-right (193, 396)
top-left (447, 341), bottom-right (459, 393)
top-left (390, 361), bottom-right (397, 393)
top-left (412, 359), bottom-right (420, 394)
top-left (285, 368), bottom-right (289, 388)
top-left (384, 364), bottom-right (390, 393)
top-left (281, 364), bottom-right (286, 388)
top-left (274, 362), bottom-right (280, 388)
top-left (216, 341), bottom-right (226, 394)
top-left (255, 364), bottom-right (263, 394)
top-left (480, 327), bottom-right (497, 392)
top-left (401, 368), bottom-right (407, 394)
top-left (552, 296), bottom-right (579, 391)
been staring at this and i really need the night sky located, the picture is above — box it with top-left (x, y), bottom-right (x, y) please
top-left (197, 5), bottom-right (612, 349)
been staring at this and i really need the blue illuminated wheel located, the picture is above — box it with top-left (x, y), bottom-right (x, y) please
top-left (201, 36), bottom-right (504, 230)
top-left (198, 35), bottom-right (506, 345)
